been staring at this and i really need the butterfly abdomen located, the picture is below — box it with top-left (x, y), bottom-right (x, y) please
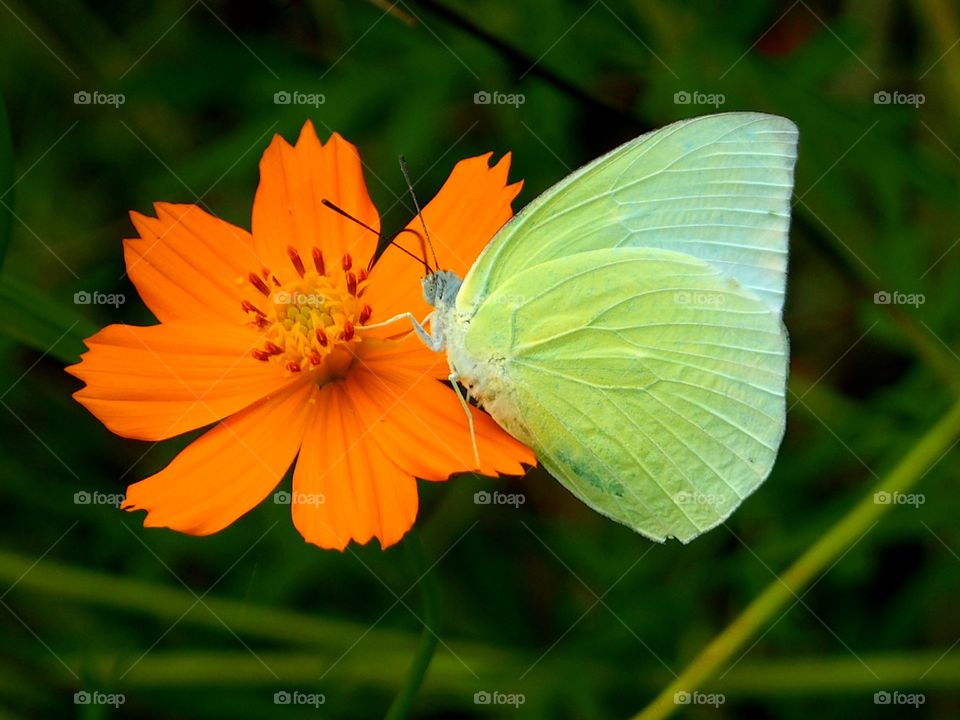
top-left (436, 316), bottom-right (523, 447)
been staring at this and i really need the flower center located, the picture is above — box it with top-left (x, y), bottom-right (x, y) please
top-left (241, 246), bottom-right (373, 382)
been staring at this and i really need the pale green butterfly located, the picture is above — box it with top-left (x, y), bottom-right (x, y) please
top-left (374, 112), bottom-right (797, 543)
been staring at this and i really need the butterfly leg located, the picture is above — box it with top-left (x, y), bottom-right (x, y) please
top-left (448, 370), bottom-right (480, 469)
top-left (357, 311), bottom-right (441, 351)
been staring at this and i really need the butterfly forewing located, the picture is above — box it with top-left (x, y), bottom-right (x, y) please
top-left (458, 113), bottom-right (797, 318)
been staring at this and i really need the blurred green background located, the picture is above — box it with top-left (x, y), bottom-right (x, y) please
top-left (1, 0), bottom-right (959, 718)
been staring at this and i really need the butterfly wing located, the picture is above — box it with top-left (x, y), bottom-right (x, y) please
top-left (457, 113), bottom-right (797, 318)
top-left (462, 247), bottom-right (787, 542)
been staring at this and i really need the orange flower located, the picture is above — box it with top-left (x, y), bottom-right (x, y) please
top-left (68, 121), bottom-right (534, 550)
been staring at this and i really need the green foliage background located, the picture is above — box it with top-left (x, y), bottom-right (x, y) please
top-left (0, 1), bottom-right (958, 718)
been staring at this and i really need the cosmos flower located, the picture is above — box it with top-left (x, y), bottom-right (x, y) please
top-left (68, 121), bottom-right (533, 549)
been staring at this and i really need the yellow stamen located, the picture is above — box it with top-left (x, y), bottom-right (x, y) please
top-left (245, 253), bottom-right (372, 383)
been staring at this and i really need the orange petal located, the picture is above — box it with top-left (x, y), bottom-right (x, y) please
top-left (124, 203), bottom-right (266, 324)
top-left (364, 152), bottom-right (522, 321)
top-left (349, 361), bottom-right (534, 480)
top-left (355, 330), bottom-right (448, 379)
top-left (252, 122), bottom-right (380, 279)
top-left (67, 322), bottom-right (295, 441)
top-left (123, 381), bottom-right (315, 535)
top-left (291, 381), bottom-right (418, 550)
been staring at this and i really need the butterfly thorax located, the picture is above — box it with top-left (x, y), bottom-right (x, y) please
top-left (422, 270), bottom-right (507, 413)
top-left (421, 270), bottom-right (462, 349)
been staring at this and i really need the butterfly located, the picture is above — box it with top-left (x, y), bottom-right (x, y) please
top-left (382, 112), bottom-right (797, 543)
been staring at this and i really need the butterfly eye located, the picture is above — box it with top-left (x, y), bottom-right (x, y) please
top-left (421, 275), bottom-right (436, 304)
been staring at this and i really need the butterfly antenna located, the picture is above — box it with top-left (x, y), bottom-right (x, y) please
top-left (399, 155), bottom-right (439, 275)
top-left (321, 198), bottom-right (427, 272)
top-left (321, 198), bottom-right (380, 236)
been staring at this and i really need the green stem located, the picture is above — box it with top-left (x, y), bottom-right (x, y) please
top-left (384, 532), bottom-right (441, 720)
top-left (60, 649), bottom-right (960, 693)
top-left (632, 396), bottom-right (960, 720)
top-left (713, 653), bottom-right (960, 695)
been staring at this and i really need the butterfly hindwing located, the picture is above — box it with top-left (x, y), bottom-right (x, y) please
top-left (462, 247), bottom-right (788, 542)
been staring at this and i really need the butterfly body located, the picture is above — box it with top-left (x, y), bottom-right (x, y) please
top-left (424, 269), bottom-right (513, 422)
top-left (419, 113), bottom-right (798, 542)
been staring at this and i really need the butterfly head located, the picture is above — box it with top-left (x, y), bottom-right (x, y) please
top-left (422, 270), bottom-right (462, 309)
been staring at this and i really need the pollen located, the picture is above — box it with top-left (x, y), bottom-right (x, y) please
top-left (244, 249), bottom-right (374, 382)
